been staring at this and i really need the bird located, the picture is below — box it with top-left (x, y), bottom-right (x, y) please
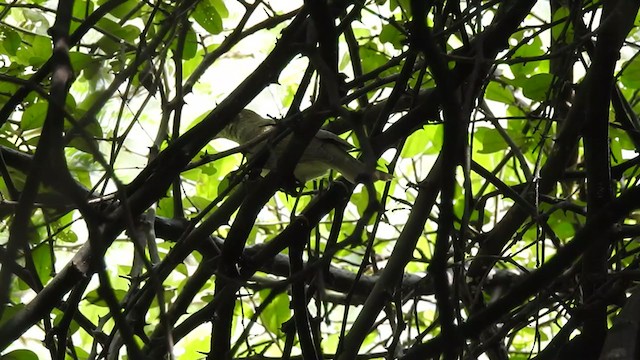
top-left (217, 109), bottom-right (392, 184)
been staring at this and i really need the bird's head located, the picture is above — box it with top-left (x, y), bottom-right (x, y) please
top-left (217, 109), bottom-right (274, 144)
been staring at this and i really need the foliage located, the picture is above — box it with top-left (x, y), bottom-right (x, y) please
top-left (0, 0), bottom-right (639, 359)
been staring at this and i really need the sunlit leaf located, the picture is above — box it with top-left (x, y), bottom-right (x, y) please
top-left (20, 102), bottom-right (48, 130)
top-left (380, 24), bottom-right (405, 49)
top-left (475, 127), bottom-right (506, 154)
top-left (259, 290), bottom-right (290, 335)
top-left (485, 81), bottom-right (515, 104)
top-left (179, 25), bottom-right (198, 60)
top-left (400, 127), bottom-right (431, 158)
top-left (15, 35), bottom-right (51, 67)
top-left (32, 245), bottom-right (53, 285)
top-left (192, 1), bottom-right (223, 35)
top-left (510, 35), bottom-right (544, 77)
top-left (520, 73), bottom-right (553, 102)
top-left (1, 349), bottom-right (39, 360)
top-left (0, 26), bottom-right (21, 56)
top-left (621, 56), bottom-right (640, 88)
top-left (551, 6), bottom-right (574, 42)
top-left (85, 288), bottom-right (128, 307)
top-left (97, 0), bottom-right (140, 19)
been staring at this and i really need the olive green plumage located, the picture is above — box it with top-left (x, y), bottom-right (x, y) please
top-left (217, 109), bottom-right (392, 183)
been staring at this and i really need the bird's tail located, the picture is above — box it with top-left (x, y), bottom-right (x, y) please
top-left (372, 169), bottom-right (393, 182)
top-left (334, 155), bottom-right (393, 183)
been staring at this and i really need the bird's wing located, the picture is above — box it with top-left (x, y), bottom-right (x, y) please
top-left (295, 138), bottom-right (363, 183)
top-left (314, 129), bottom-right (354, 150)
top-left (305, 136), bottom-right (393, 183)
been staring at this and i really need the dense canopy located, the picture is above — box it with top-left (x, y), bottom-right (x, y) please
top-left (0, 1), bottom-right (640, 359)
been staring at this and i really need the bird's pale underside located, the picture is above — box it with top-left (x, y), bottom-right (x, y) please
top-left (217, 109), bottom-right (392, 183)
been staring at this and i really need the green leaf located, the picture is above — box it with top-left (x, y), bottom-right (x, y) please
top-left (66, 117), bottom-right (103, 153)
top-left (184, 48), bottom-right (205, 77)
top-left (380, 24), bottom-right (404, 49)
top-left (95, 19), bottom-right (140, 54)
top-left (217, 176), bottom-right (230, 196)
top-left (157, 197), bottom-right (174, 218)
top-left (259, 291), bottom-right (290, 335)
top-left (350, 188), bottom-right (368, 216)
top-left (611, 128), bottom-right (635, 152)
top-left (73, 347), bottom-right (90, 359)
top-left (425, 125), bottom-right (442, 155)
top-left (200, 162), bottom-right (218, 176)
top-left (551, 7), bottom-right (574, 42)
top-left (182, 168), bottom-right (202, 181)
top-left (53, 308), bottom-right (80, 336)
top-left (21, 102), bottom-right (48, 130)
top-left (475, 127), bottom-right (506, 154)
top-left (0, 80), bottom-right (18, 108)
top-left (69, 52), bottom-right (93, 73)
top-left (31, 35), bottom-right (52, 65)
top-left (485, 81), bottom-right (515, 104)
top-left (360, 42), bottom-right (390, 75)
top-left (506, 105), bottom-right (526, 118)
top-left (15, 35), bottom-right (52, 67)
top-left (521, 73), bottom-right (553, 102)
top-left (175, 25), bottom-right (198, 60)
top-left (0, 304), bottom-right (25, 327)
top-left (1, 26), bottom-right (21, 56)
top-left (210, 0), bottom-right (229, 18)
top-left (1, 349), bottom-right (39, 360)
top-left (509, 35), bottom-right (543, 77)
top-left (97, 0), bottom-right (140, 19)
top-left (32, 245), bottom-right (53, 287)
top-left (85, 288), bottom-right (128, 307)
top-left (196, 172), bottom-right (219, 200)
top-left (192, 1), bottom-right (223, 35)
top-left (71, 0), bottom-right (94, 33)
top-left (621, 56), bottom-right (640, 88)
top-left (77, 90), bottom-right (108, 111)
top-left (22, 9), bottom-right (50, 28)
top-left (189, 195), bottom-right (213, 211)
top-left (57, 229), bottom-right (78, 243)
top-left (97, 18), bottom-right (139, 42)
top-left (150, 289), bottom-right (177, 308)
top-left (400, 127), bottom-right (431, 158)
top-left (180, 334), bottom-right (209, 359)
top-left (363, 330), bottom-right (379, 347)
top-left (390, 0), bottom-right (411, 15)
top-left (82, 58), bottom-right (103, 80)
